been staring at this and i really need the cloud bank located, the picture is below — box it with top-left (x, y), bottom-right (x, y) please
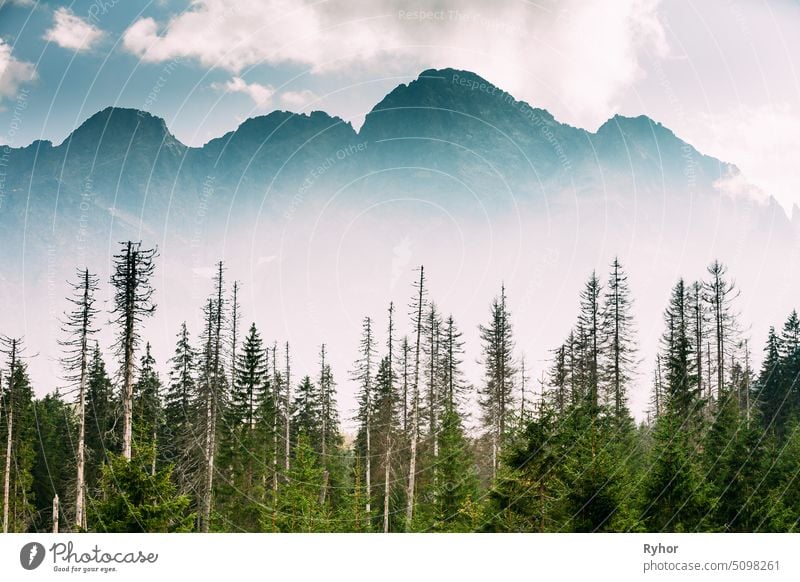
top-left (122, 0), bottom-right (667, 129)
top-left (44, 8), bottom-right (104, 52)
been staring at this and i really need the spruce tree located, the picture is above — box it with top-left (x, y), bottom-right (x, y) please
top-left (163, 323), bottom-right (197, 488)
top-left (85, 345), bottom-right (117, 490)
top-left (132, 343), bottom-right (163, 475)
top-left (478, 284), bottom-right (516, 478)
top-left (0, 339), bottom-right (35, 533)
top-left (601, 258), bottom-right (637, 427)
top-left (352, 316), bottom-right (376, 524)
top-left (704, 260), bottom-right (740, 400)
top-left (89, 449), bottom-right (194, 532)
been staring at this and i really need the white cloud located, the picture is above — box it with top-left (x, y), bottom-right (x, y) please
top-left (280, 89), bottom-right (319, 110)
top-left (44, 8), bottom-right (104, 52)
top-left (213, 76), bottom-right (275, 110)
top-left (0, 38), bottom-right (36, 105)
top-left (122, 0), bottom-right (667, 128)
top-left (682, 103), bottom-right (800, 211)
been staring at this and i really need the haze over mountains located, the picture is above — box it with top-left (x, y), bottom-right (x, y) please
top-left (1, 68), bottom-right (798, 421)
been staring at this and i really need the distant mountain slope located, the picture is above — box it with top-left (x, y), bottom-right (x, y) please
top-left (2, 68), bottom-right (799, 421)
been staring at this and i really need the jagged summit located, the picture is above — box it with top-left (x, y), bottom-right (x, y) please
top-left (60, 106), bottom-right (179, 149)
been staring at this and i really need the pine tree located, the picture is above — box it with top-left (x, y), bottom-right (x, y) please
top-left (661, 279), bottom-right (699, 416)
top-left (577, 272), bottom-right (602, 421)
top-left (601, 258), bottom-right (637, 426)
top-left (1, 339), bottom-right (35, 533)
top-left (779, 311), bottom-right (800, 428)
top-left (132, 343), bottom-right (163, 475)
top-left (704, 260), bottom-right (740, 400)
top-left (110, 241), bottom-right (157, 460)
top-left (422, 301), bottom-right (443, 503)
top-left (478, 284), bottom-right (516, 478)
top-left (85, 345), bottom-right (117, 490)
top-left (641, 279), bottom-right (707, 531)
top-left (89, 448), bottom-right (194, 532)
top-left (429, 405), bottom-right (478, 531)
top-left (270, 433), bottom-right (329, 532)
top-left (700, 385), bottom-right (768, 531)
top-left (372, 356), bottom-right (399, 532)
top-left (58, 268), bottom-right (99, 530)
top-left (688, 281), bottom-right (707, 400)
top-left (441, 315), bottom-right (468, 410)
top-left (548, 343), bottom-right (569, 415)
top-left (352, 316), bottom-right (376, 525)
top-left (197, 262), bottom-right (228, 532)
top-left (231, 323), bottom-right (267, 427)
top-left (293, 376), bottom-right (320, 445)
top-left (30, 392), bottom-right (75, 532)
top-left (316, 344), bottom-right (343, 511)
top-left (163, 323), bottom-right (197, 487)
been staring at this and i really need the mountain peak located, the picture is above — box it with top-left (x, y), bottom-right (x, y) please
top-left (60, 106), bottom-right (181, 149)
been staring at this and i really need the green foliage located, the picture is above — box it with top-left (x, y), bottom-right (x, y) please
top-left (31, 391), bottom-right (75, 531)
top-left (0, 359), bottom-right (36, 532)
top-left (267, 433), bottom-right (330, 532)
top-left (88, 449), bottom-right (194, 532)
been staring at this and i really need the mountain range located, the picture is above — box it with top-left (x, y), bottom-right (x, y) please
top-left (1, 68), bottom-right (798, 417)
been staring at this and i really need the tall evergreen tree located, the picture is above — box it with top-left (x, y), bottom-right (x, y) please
top-left (478, 284), bottom-right (516, 478)
top-left (85, 345), bottom-right (117, 491)
top-left (352, 316), bottom-right (377, 525)
top-left (704, 260), bottom-right (740, 399)
top-left (601, 258), bottom-right (637, 426)
top-left (163, 323), bottom-right (197, 488)
top-left (132, 343), bottom-right (163, 475)
top-left (406, 266), bottom-right (427, 528)
top-left (1, 339), bottom-right (35, 533)
top-left (231, 323), bottom-right (267, 427)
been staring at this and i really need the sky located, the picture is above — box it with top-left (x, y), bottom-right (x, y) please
top-left (1, 0), bottom-right (799, 211)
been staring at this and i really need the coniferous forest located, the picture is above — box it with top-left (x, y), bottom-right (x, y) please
top-left (2, 244), bottom-right (800, 533)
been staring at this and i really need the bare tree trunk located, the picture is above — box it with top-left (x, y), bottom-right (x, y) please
top-left (201, 388), bottom-right (214, 532)
top-left (121, 242), bottom-right (135, 461)
top-left (320, 345), bottom-right (327, 462)
top-left (365, 411), bottom-right (371, 517)
top-left (319, 470), bottom-right (329, 505)
top-left (405, 266), bottom-right (424, 529)
top-left (284, 342), bottom-right (291, 476)
top-left (383, 439), bottom-right (391, 533)
top-left (52, 495), bottom-right (59, 533)
top-left (122, 330), bottom-right (134, 460)
top-left (3, 341), bottom-right (17, 533)
top-left (272, 345), bottom-right (278, 498)
top-left (75, 363), bottom-right (86, 528)
top-left (2, 395), bottom-right (12, 533)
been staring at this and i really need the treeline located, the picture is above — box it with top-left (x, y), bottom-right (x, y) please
top-left (1, 246), bottom-right (800, 533)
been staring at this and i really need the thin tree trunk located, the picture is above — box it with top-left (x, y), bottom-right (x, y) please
top-left (75, 328), bottom-right (88, 528)
top-left (383, 438), bottom-right (391, 533)
top-left (272, 345), bottom-right (278, 496)
top-left (52, 495), bottom-right (59, 533)
top-left (365, 409), bottom-right (371, 517)
top-left (121, 242), bottom-right (135, 461)
top-left (284, 342), bottom-right (291, 476)
top-left (2, 395), bottom-right (12, 533)
top-left (320, 345), bottom-right (327, 462)
top-left (3, 341), bottom-right (17, 533)
top-left (405, 267), bottom-right (424, 528)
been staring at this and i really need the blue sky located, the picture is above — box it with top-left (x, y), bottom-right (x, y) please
top-left (2, 0), bottom-right (799, 210)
